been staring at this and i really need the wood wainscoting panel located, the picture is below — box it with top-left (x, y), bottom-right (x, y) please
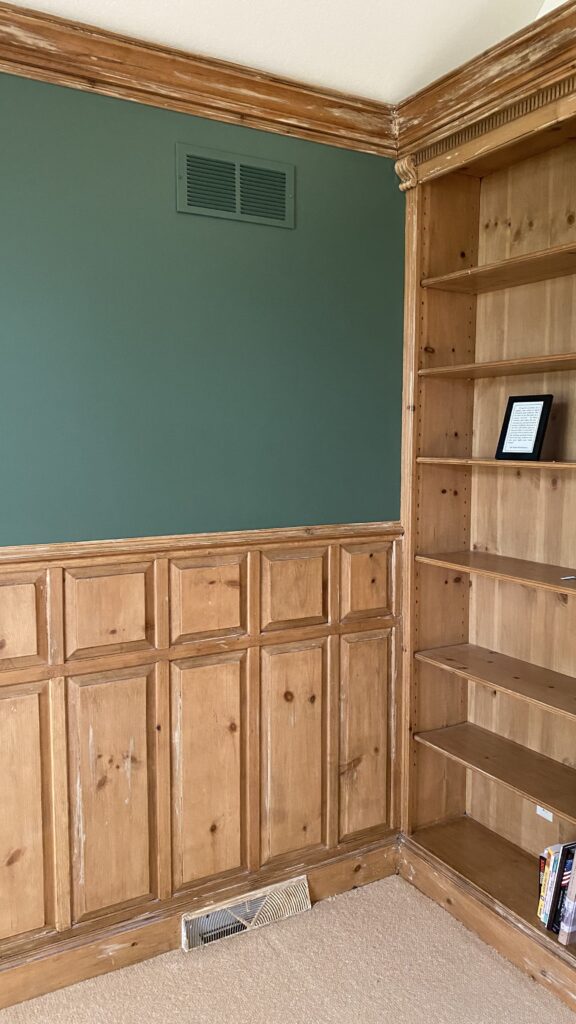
top-left (171, 653), bottom-right (245, 889)
top-left (261, 547), bottom-right (328, 631)
top-left (169, 554), bottom-right (247, 645)
top-left (260, 637), bottom-right (329, 861)
top-left (0, 683), bottom-right (47, 940)
top-left (0, 571), bottom-right (48, 670)
top-left (64, 563), bottom-right (155, 660)
top-left (340, 542), bottom-right (392, 621)
top-left (67, 666), bottom-right (157, 921)
top-left (339, 630), bottom-right (390, 839)
top-left (0, 521), bottom-right (401, 1004)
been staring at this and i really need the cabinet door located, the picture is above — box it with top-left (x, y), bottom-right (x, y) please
top-left (67, 666), bottom-right (157, 921)
top-left (339, 631), bottom-right (390, 839)
top-left (0, 683), bottom-right (47, 940)
top-left (261, 638), bottom-right (328, 862)
top-left (171, 653), bottom-right (245, 889)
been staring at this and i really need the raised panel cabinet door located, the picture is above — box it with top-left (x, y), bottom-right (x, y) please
top-left (340, 543), bottom-right (392, 621)
top-left (261, 638), bottom-right (326, 862)
top-left (171, 653), bottom-right (244, 888)
top-left (64, 563), bottom-right (155, 660)
top-left (261, 548), bottom-right (328, 631)
top-left (67, 667), bottom-right (154, 920)
top-left (0, 572), bottom-right (48, 669)
top-left (339, 631), bottom-right (390, 838)
top-left (169, 554), bottom-right (247, 644)
top-left (0, 684), bottom-right (46, 940)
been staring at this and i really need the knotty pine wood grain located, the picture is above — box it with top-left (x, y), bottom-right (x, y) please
top-left (171, 653), bottom-right (245, 887)
top-left (415, 722), bottom-right (576, 823)
top-left (416, 643), bottom-right (576, 719)
top-left (0, 522), bottom-right (401, 1001)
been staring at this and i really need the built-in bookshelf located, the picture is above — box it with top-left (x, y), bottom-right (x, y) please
top-left (403, 139), bottom-right (576, 965)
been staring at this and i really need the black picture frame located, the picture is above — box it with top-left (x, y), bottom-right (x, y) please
top-left (495, 394), bottom-right (553, 461)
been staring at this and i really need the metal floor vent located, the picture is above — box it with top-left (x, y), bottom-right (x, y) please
top-left (181, 875), bottom-right (310, 951)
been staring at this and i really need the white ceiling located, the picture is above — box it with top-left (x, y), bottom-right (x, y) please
top-left (6, 0), bottom-right (563, 103)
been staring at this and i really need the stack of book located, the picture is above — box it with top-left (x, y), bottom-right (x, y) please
top-left (538, 841), bottom-right (576, 944)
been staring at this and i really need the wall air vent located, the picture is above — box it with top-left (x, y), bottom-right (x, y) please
top-left (181, 875), bottom-right (310, 951)
top-left (176, 144), bottom-right (295, 228)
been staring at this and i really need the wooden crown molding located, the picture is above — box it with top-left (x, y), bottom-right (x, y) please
top-left (397, 0), bottom-right (576, 180)
top-left (0, 2), bottom-right (396, 156)
top-left (1, 2), bottom-right (576, 178)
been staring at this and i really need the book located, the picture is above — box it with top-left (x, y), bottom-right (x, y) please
top-left (559, 857), bottom-right (576, 946)
top-left (538, 844), bottom-right (562, 921)
top-left (548, 843), bottom-right (576, 933)
top-left (543, 846), bottom-right (562, 926)
top-left (539, 852), bottom-right (547, 899)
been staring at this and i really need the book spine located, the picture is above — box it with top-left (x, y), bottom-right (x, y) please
top-left (568, 852), bottom-right (576, 902)
top-left (559, 895), bottom-right (576, 946)
top-left (549, 848), bottom-right (575, 933)
top-left (539, 853), bottom-right (547, 899)
top-left (543, 849), bottom-right (561, 925)
top-left (538, 850), bottom-right (552, 921)
top-left (552, 887), bottom-right (568, 935)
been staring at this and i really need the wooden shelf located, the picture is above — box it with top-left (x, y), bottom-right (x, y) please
top-left (421, 242), bottom-right (576, 294)
top-left (415, 550), bottom-right (576, 596)
top-left (412, 816), bottom-right (575, 960)
top-left (417, 457), bottom-right (576, 470)
top-left (414, 722), bottom-right (576, 823)
top-left (419, 352), bottom-right (576, 380)
top-left (415, 644), bottom-right (576, 719)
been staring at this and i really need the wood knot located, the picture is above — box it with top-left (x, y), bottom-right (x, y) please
top-left (229, 721), bottom-right (238, 732)
top-left (210, 823), bottom-right (218, 833)
top-left (5, 848), bottom-right (22, 867)
top-left (284, 691), bottom-right (294, 702)
top-left (308, 694), bottom-right (316, 704)
top-left (353, 864), bottom-right (362, 874)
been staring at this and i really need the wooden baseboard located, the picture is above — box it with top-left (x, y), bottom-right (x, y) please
top-left (0, 837), bottom-right (398, 1009)
top-left (398, 836), bottom-right (576, 1012)
top-left (3, 831), bottom-right (575, 1011)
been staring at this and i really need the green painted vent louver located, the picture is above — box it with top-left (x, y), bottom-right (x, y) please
top-left (176, 144), bottom-right (295, 228)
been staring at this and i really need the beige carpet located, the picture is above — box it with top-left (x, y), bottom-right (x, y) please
top-left (1, 877), bottom-right (572, 1024)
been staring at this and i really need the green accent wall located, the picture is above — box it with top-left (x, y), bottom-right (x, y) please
top-left (0, 73), bottom-right (404, 546)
